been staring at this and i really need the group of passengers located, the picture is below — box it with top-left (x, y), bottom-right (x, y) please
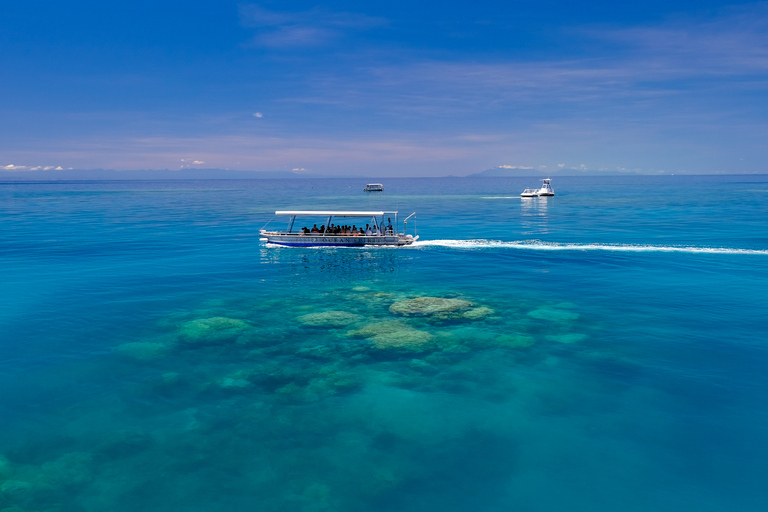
top-left (300, 218), bottom-right (394, 236)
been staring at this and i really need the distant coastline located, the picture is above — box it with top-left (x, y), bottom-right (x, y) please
top-left (0, 167), bottom-right (765, 181)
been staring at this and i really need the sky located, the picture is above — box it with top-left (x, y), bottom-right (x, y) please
top-left (1, 0), bottom-right (767, 177)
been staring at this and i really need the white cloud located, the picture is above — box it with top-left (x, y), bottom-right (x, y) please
top-left (253, 112), bottom-right (263, 118)
top-left (498, 165), bottom-right (533, 169)
top-left (2, 164), bottom-right (63, 171)
top-left (557, 163), bottom-right (565, 168)
top-left (193, 160), bottom-right (205, 165)
top-left (239, 4), bottom-right (386, 48)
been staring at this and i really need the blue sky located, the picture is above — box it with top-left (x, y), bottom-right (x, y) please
top-left (1, 0), bottom-right (767, 176)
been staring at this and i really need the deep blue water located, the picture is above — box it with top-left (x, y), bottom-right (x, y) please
top-left (1, 175), bottom-right (767, 511)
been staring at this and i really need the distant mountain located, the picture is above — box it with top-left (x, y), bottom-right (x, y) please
top-left (0, 168), bottom-right (338, 181)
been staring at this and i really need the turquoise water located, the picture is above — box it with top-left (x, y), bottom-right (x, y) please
top-left (1, 175), bottom-right (767, 511)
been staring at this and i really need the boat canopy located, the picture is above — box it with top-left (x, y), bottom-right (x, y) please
top-left (275, 210), bottom-right (394, 217)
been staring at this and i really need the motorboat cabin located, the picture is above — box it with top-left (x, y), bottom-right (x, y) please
top-left (364, 183), bottom-right (384, 192)
top-left (260, 210), bottom-right (417, 247)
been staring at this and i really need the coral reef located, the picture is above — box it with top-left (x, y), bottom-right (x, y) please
top-left (297, 310), bottom-right (361, 327)
top-left (350, 320), bottom-right (434, 351)
top-left (462, 306), bottom-right (495, 320)
top-left (39, 452), bottom-right (93, 487)
top-left (495, 334), bottom-right (536, 348)
top-left (178, 317), bottom-right (251, 344)
top-left (389, 297), bottom-right (475, 318)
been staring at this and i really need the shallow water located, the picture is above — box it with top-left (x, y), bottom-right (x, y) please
top-left (1, 175), bottom-right (767, 511)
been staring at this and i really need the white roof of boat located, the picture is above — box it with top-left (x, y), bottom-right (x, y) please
top-left (275, 210), bottom-right (393, 216)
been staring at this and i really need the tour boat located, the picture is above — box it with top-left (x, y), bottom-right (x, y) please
top-left (521, 178), bottom-right (555, 197)
top-left (260, 210), bottom-right (417, 247)
top-left (364, 183), bottom-right (384, 192)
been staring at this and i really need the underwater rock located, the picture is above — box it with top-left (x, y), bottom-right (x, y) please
top-left (271, 365), bottom-right (364, 403)
top-left (462, 306), bottom-right (495, 320)
top-left (495, 334), bottom-right (536, 348)
top-left (96, 431), bottom-right (153, 459)
top-left (39, 452), bottom-right (93, 487)
top-left (211, 369), bottom-right (260, 390)
top-left (437, 327), bottom-right (495, 350)
top-left (442, 344), bottom-right (472, 354)
top-left (114, 341), bottom-right (170, 360)
top-left (545, 333), bottom-right (587, 344)
top-left (389, 297), bottom-right (475, 318)
top-left (0, 479), bottom-right (38, 505)
top-left (296, 341), bottom-right (367, 360)
top-left (527, 307), bottom-right (579, 322)
top-left (296, 310), bottom-right (361, 328)
top-left (0, 506), bottom-right (34, 512)
top-left (250, 363), bottom-right (308, 388)
top-left (295, 344), bottom-right (337, 359)
top-left (178, 317), bottom-right (251, 344)
top-left (216, 376), bottom-right (254, 389)
top-left (349, 320), bottom-right (434, 351)
top-left (348, 320), bottom-right (407, 338)
top-left (408, 359), bottom-right (438, 374)
top-left (0, 456), bottom-right (12, 479)
top-left (162, 372), bottom-right (181, 384)
top-left (234, 331), bottom-right (263, 346)
top-left (318, 370), bottom-right (363, 393)
top-left (274, 382), bottom-right (304, 396)
top-left (371, 330), bottom-right (433, 351)
top-left (352, 286), bottom-right (371, 292)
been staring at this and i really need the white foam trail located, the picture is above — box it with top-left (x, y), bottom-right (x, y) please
top-left (409, 239), bottom-right (768, 255)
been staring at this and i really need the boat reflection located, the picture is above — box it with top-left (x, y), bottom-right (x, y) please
top-left (520, 196), bottom-right (551, 234)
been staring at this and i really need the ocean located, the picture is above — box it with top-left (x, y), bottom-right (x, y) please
top-left (1, 175), bottom-right (767, 511)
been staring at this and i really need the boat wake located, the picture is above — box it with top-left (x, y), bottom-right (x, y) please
top-left (409, 239), bottom-right (768, 255)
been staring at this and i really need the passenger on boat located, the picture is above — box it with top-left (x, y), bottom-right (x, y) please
top-left (371, 225), bottom-right (380, 235)
top-left (311, 224), bottom-right (319, 233)
top-left (301, 227), bottom-right (309, 234)
top-left (365, 224), bottom-right (372, 235)
top-left (386, 218), bottom-right (393, 234)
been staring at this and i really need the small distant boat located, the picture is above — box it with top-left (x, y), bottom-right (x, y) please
top-left (364, 183), bottom-right (384, 192)
top-left (260, 210), bottom-right (418, 247)
top-left (521, 178), bottom-right (554, 197)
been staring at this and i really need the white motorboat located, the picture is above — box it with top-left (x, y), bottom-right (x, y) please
top-left (521, 178), bottom-right (555, 197)
top-left (260, 210), bottom-right (418, 247)
top-left (364, 183), bottom-right (384, 192)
